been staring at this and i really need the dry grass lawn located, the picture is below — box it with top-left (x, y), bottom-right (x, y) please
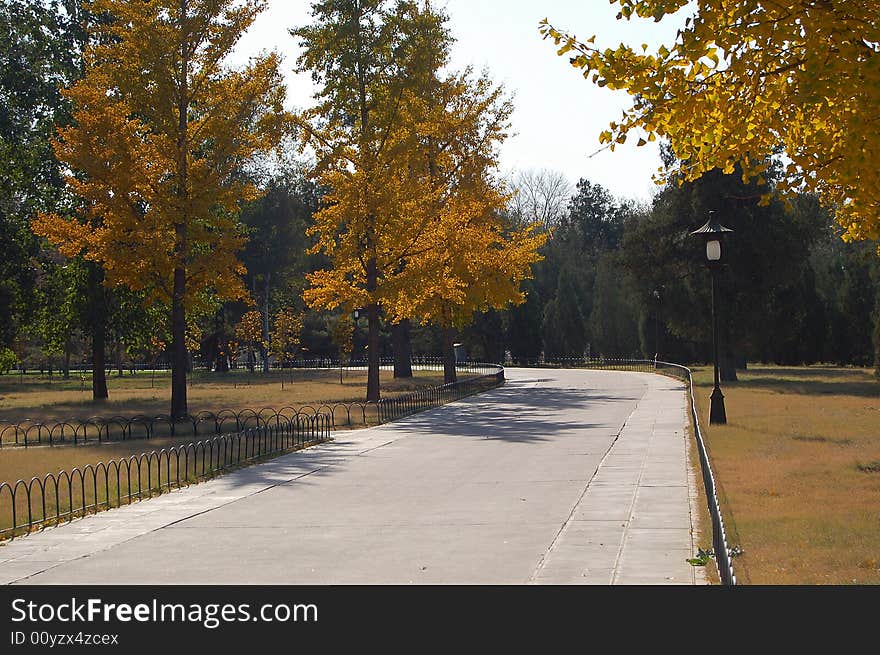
top-left (0, 367), bottom-right (444, 424)
top-left (0, 367), bottom-right (449, 487)
top-left (692, 365), bottom-right (880, 585)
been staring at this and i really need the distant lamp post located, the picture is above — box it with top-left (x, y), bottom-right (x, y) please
top-left (352, 308), bottom-right (364, 363)
top-left (690, 213), bottom-right (733, 425)
top-left (652, 288), bottom-right (661, 362)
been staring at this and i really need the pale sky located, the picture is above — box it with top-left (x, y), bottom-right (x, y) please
top-left (231, 1), bottom-right (690, 204)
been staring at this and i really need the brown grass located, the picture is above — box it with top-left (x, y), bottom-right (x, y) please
top-left (692, 365), bottom-right (880, 585)
top-left (0, 368), bottom-right (450, 487)
top-left (0, 367), bottom-right (445, 424)
top-left (0, 366), bottom-right (475, 538)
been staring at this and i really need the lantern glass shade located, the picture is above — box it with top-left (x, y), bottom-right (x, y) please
top-left (706, 239), bottom-right (722, 262)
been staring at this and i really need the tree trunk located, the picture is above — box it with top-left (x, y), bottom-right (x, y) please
top-left (719, 327), bottom-right (738, 382)
top-left (63, 340), bottom-right (71, 380)
top-left (263, 272), bottom-right (270, 373)
top-left (392, 319), bottom-right (413, 378)
top-left (443, 325), bottom-right (457, 385)
top-left (170, 264), bottom-right (188, 420)
top-left (720, 352), bottom-right (738, 382)
top-left (874, 287), bottom-right (880, 378)
top-left (365, 254), bottom-right (380, 402)
top-left (87, 261), bottom-right (108, 401)
top-left (215, 348), bottom-right (229, 373)
top-left (718, 270), bottom-right (737, 382)
top-left (366, 302), bottom-right (380, 401)
top-left (171, 3), bottom-right (189, 421)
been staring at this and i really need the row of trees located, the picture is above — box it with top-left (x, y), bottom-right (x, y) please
top-left (531, 0), bottom-right (880, 373)
top-left (2, 0), bottom-right (545, 416)
top-left (3, 0), bottom-right (877, 422)
top-left (489, 153), bottom-right (880, 375)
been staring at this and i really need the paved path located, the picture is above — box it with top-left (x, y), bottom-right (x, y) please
top-left (0, 368), bottom-right (706, 585)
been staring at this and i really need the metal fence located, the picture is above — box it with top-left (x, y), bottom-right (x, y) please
top-left (0, 406), bottom-right (330, 448)
top-left (0, 413), bottom-right (331, 540)
top-left (9, 356), bottom-right (501, 375)
top-left (0, 364), bottom-right (505, 540)
top-left (0, 361), bottom-right (501, 448)
top-left (518, 357), bottom-right (737, 586)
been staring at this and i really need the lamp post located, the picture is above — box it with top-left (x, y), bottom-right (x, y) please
top-left (690, 213), bottom-right (733, 425)
top-left (352, 308), bottom-right (365, 365)
top-left (652, 288), bottom-right (661, 363)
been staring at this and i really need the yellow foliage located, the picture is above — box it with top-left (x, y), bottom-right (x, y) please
top-left (234, 310), bottom-right (266, 349)
top-left (32, 0), bottom-right (289, 305)
top-left (541, 1), bottom-right (880, 247)
top-left (270, 308), bottom-right (303, 364)
top-left (297, 1), bottom-right (544, 338)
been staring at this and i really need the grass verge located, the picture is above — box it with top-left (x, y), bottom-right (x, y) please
top-left (692, 365), bottom-right (880, 585)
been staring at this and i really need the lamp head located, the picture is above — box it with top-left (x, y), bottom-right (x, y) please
top-left (690, 212), bottom-right (733, 265)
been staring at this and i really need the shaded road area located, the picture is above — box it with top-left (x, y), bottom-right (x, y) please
top-left (0, 368), bottom-right (705, 584)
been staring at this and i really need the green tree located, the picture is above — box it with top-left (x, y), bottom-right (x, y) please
top-left (542, 267), bottom-right (587, 360)
top-left (0, 0), bottom-right (82, 349)
top-left (239, 159), bottom-right (320, 371)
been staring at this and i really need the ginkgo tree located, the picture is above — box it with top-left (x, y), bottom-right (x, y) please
top-left (382, 69), bottom-right (547, 384)
top-left (293, 0), bottom-right (454, 401)
top-left (33, 0), bottom-right (288, 418)
top-left (540, 1), bottom-right (880, 247)
top-left (297, 1), bottom-right (545, 396)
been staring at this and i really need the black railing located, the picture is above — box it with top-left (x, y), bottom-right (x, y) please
top-left (8, 357), bottom-right (502, 375)
top-left (0, 406), bottom-right (329, 448)
top-left (504, 356), bottom-right (655, 370)
top-left (0, 360), bottom-right (499, 448)
top-left (0, 413), bottom-right (331, 540)
top-left (0, 364), bottom-right (505, 540)
top-left (659, 360), bottom-right (737, 586)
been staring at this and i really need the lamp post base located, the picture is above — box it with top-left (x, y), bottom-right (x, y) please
top-left (710, 385), bottom-right (727, 424)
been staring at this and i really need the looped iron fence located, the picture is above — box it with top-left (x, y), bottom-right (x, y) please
top-left (0, 405), bottom-right (329, 449)
top-left (0, 364), bottom-right (505, 540)
top-left (0, 413), bottom-right (331, 540)
top-left (0, 360), bottom-right (501, 448)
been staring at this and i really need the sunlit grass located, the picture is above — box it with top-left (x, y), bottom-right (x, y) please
top-left (0, 365), bottom-right (479, 538)
top-left (692, 365), bottom-right (880, 584)
top-left (0, 367), bottom-right (445, 424)
top-left (0, 367), bottom-right (448, 486)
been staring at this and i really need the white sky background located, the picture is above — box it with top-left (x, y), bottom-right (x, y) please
top-left (230, 1), bottom-right (690, 205)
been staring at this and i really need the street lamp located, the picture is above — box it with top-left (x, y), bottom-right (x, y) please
top-left (652, 288), bottom-right (661, 362)
top-left (351, 308), bottom-right (365, 366)
top-left (690, 213), bottom-right (733, 425)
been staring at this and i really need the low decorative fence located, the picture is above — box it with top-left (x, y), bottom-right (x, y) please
top-left (0, 361), bottom-right (502, 448)
top-left (0, 406), bottom-right (330, 449)
top-left (0, 364), bottom-right (505, 540)
top-left (0, 413), bottom-right (331, 540)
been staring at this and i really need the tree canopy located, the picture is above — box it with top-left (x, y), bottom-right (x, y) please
top-left (540, 1), bottom-right (880, 248)
top-left (33, 0), bottom-right (289, 417)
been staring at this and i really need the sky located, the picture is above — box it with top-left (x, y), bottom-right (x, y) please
top-left (230, 1), bottom-right (690, 204)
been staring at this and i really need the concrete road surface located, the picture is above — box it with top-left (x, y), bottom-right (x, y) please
top-left (0, 368), bottom-right (706, 585)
